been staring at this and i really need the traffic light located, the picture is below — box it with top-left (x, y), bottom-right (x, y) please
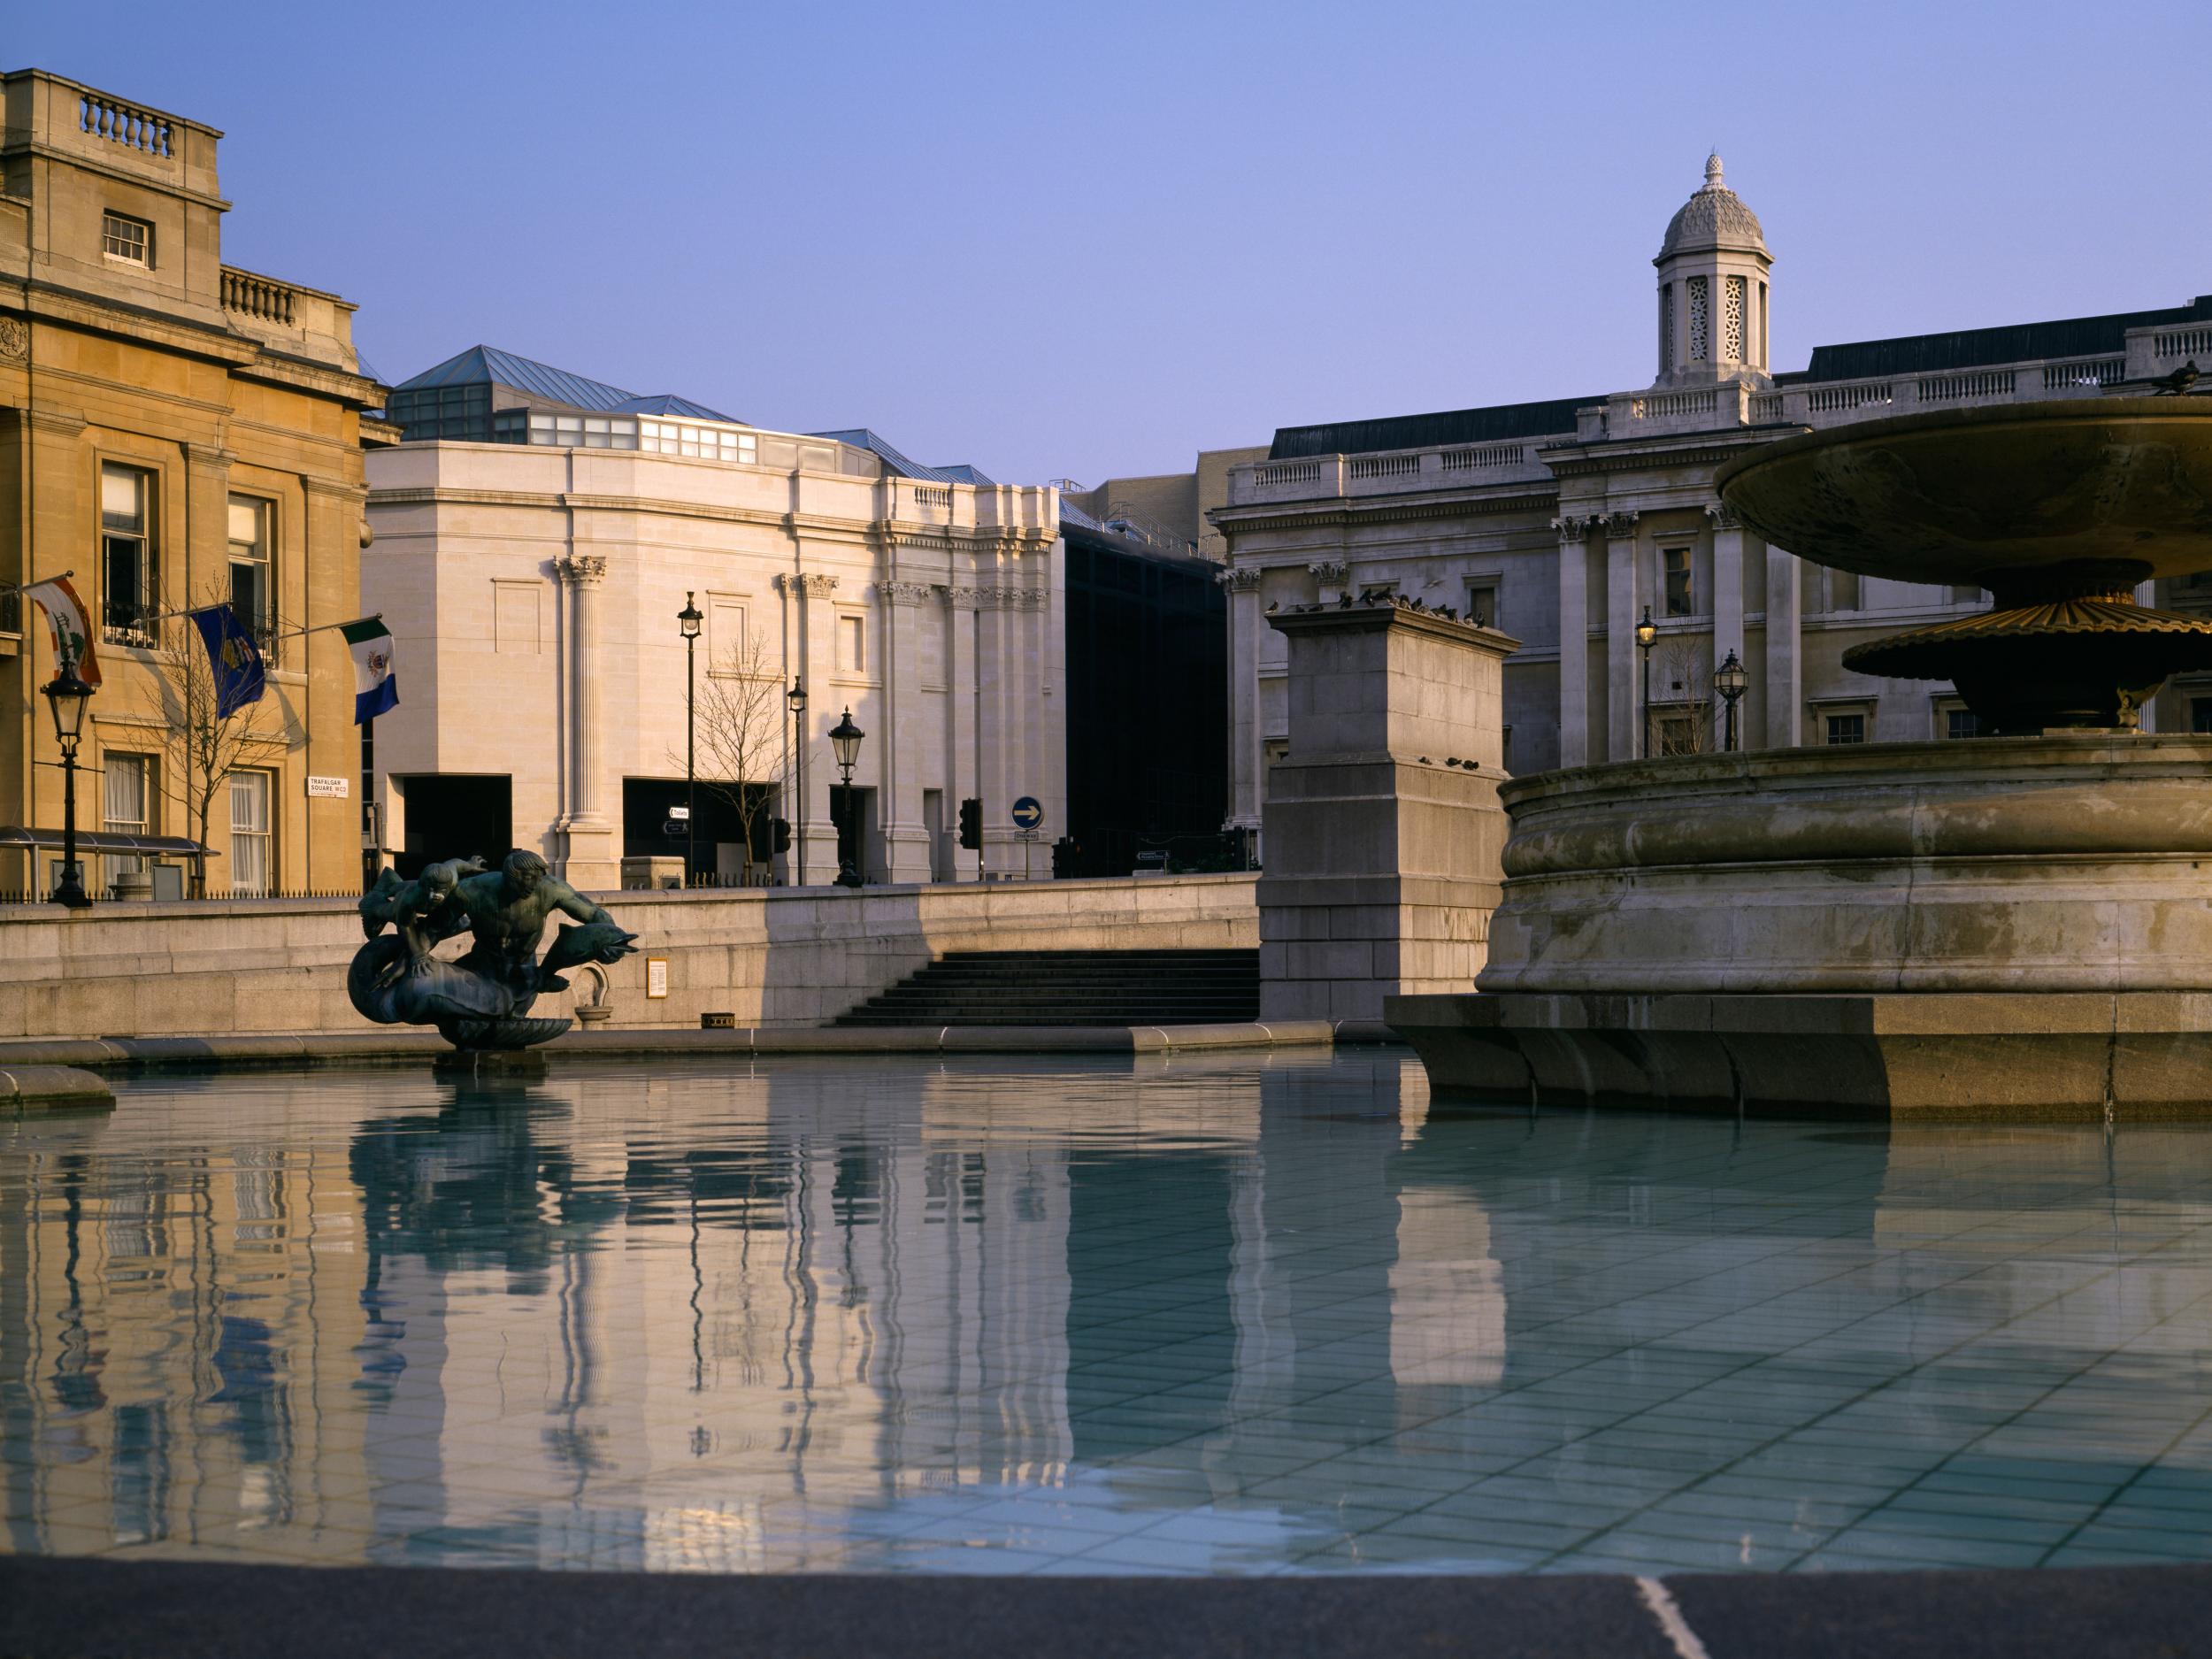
top-left (957, 796), bottom-right (981, 849)
top-left (771, 817), bottom-right (791, 855)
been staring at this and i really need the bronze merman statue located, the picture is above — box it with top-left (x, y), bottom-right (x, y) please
top-left (350, 849), bottom-right (638, 1049)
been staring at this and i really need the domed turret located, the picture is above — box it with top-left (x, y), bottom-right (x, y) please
top-left (1653, 153), bottom-right (1773, 388)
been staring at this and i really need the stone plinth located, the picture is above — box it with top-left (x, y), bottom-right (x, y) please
top-left (1258, 601), bottom-right (1517, 1032)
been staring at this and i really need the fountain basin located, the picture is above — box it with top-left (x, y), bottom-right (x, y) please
top-left (1388, 735), bottom-right (2212, 1116)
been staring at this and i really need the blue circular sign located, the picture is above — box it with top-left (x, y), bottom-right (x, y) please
top-left (1010, 795), bottom-right (1043, 830)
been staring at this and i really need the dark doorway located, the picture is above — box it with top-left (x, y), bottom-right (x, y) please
top-left (623, 776), bottom-right (764, 882)
top-left (396, 774), bottom-right (511, 879)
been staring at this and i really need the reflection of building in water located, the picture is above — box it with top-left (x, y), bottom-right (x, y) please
top-left (0, 1084), bottom-right (373, 1556)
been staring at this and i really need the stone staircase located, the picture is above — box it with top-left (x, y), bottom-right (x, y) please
top-left (833, 949), bottom-right (1260, 1027)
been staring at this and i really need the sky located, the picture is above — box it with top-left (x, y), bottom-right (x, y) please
top-left (15, 0), bottom-right (2212, 485)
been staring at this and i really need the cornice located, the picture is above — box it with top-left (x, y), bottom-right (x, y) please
top-left (1539, 428), bottom-right (1778, 478)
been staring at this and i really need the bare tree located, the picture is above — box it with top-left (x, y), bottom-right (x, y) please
top-left (152, 596), bottom-right (286, 895)
top-left (684, 628), bottom-right (791, 884)
top-left (1651, 638), bottom-right (1716, 757)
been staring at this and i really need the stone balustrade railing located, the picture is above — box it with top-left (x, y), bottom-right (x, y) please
top-left (1227, 319), bottom-right (2212, 506)
top-left (221, 267), bottom-right (300, 327)
top-left (78, 91), bottom-right (173, 157)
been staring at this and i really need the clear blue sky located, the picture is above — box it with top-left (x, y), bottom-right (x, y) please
top-left (16, 0), bottom-right (2211, 485)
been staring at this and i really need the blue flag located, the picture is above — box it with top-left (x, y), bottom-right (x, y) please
top-left (189, 605), bottom-right (267, 719)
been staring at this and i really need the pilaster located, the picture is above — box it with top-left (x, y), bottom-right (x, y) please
top-left (795, 571), bottom-right (840, 882)
top-left (1552, 517), bottom-right (1591, 768)
top-left (948, 584), bottom-right (980, 880)
top-left (1220, 565), bottom-right (1263, 833)
top-left (1601, 511), bottom-right (1640, 763)
top-left (1707, 502), bottom-right (1746, 742)
top-left (1765, 545), bottom-right (1801, 748)
top-left (879, 578), bottom-right (935, 883)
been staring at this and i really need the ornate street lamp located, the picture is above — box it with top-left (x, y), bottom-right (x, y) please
top-left (43, 661), bottom-right (95, 910)
top-left (1635, 605), bottom-right (1658, 758)
top-left (1714, 648), bottom-right (1748, 753)
top-left (678, 592), bottom-right (703, 886)
top-left (829, 707), bottom-right (864, 888)
top-left (786, 676), bottom-right (808, 885)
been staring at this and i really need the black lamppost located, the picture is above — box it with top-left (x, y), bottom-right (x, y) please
top-left (44, 660), bottom-right (94, 910)
top-left (1635, 605), bottom-right (1657, 758)
top-left (678, 592), bottom-right (703, 886)
top-left (786, 676), bottom-right (808, 885)
top-left (1714, 649), bottom-right (1748, 753)
top-left (829, 707), bottom-right (864, 888)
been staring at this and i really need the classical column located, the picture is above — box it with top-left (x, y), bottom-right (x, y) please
top-left (1307, 558), bottom-right (1348, 603)
top-left (1601, 511), bottom-right (1640, 764)
top-left (879, 579), bottom-right (935, 884)
top-left (1219, 565), bottom-right (1264, 836)
top-left (799, 572), bottom-right (840, 880)
top-left (1765, 546), bottom-right (1802, 748)
top-left (1707, 503), bottom-right (1746, 742)
top-left (554, 554), bottom-right (618, 888)
top-left (1552, 516), bottom-right (1591, 767)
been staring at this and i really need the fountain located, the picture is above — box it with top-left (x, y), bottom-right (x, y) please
top-left (1387, 397), bottom-right (2212, 1118)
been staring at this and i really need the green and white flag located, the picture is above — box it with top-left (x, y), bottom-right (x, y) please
top-left (340, 617), bottom-right (397, 723)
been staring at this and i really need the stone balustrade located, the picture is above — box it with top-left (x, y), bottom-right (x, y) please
top-left (1229, 319), bottom-right (2212, 506)
top-left (221, 266), bottom-right (299, 327)
top-left (78, 90), bottom-right (173, 157)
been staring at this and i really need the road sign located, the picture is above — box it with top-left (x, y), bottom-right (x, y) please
top-left (1010, 795), bottom-right (1043, 831)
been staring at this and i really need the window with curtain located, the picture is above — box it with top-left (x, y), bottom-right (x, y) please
top-left (104, 752), bottom-right (151, 884)
top-left (102, 464), bottom-right (155, 641)
top-left (230, 771), bottom-right (272, 895)
top-left (227, 496), bottom-right (275, 657)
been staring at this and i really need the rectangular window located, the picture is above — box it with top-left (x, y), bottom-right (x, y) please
top-left (1655, 711), bottom-right (1703, 757)
top-left (1663, 548), bottom-right (1693, 617)
top-left (1828, 570), bottom-right (1862, 612)
top-left (1466, 581), bottom-right (1500, 630)
top-left (227, 496), bottom-right (274, 656)
top-left (838, 613), bottom-right (865, 675)
top-left (103, 752), bottom-right (151, 882)
top-left (230, 772), bottom-right (273, 896)
top-left (102, 211), bottom-right (151, 265)
top-left (1686, 275), bottom-right (1710, 361)
top-left (101, 464), bottom-right (155, 642)
top-left (1946, 708), bottom-right (1981, 740)
top-left (1825, 712), bottom-right (1867, 745)
top-left (1659, 284), bottom-right (1674, 373)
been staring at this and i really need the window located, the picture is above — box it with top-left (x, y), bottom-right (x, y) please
top-left (227, 496), bottom-right (274, 653)
top-left (1466, 581), bottom-right (1500, 630)
top-left (1663, 549), bottom-right (1693, 617)
top-left (838, 613), bottom-right (866, 675)
top-left (1946, 708), bottom-right (1981, 740)
top-left (1824, 712), bottom-right (1867, 745)
top-left (1686, 275), bottom-right (1710, 361)
top-left (102, 211), bottom-right (151, 265)
top-left (1724, 275), bottom-right (1747, 362)
top-left (640, 419), bottom-right (757, 465)
top-left (104, 753), bottom-right (151, 882)
top-left (1655, 711), bottom-right (1704, 757)
top-left (1658, 284), bottom-right (1674, 373)
top-left (230, 772), bottom-right (273, 896)
top-left (1827, 570), bottom-right (1862, 612)
top-left (101, 464), bottom-right (155, 641)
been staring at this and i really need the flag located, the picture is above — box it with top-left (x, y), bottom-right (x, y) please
top-left (22, 578), bottom-right (100, 686)
top-left (188, 604), bottom-right (267, 719)
top-left (341, 617), bottom-right (398, 723)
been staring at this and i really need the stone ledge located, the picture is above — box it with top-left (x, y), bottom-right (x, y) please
top-left (1387, 991), bottom-right (2212, 1119)
top-left (0, 1064), bottom-right (113, 1111)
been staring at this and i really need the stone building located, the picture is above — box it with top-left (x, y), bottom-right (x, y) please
top-left (364, 346), bottom-right (1061, 888)
top-left (0, 69), bottom-right (385, 895)
top-left (1210, 155), bottom-right (2212, 843)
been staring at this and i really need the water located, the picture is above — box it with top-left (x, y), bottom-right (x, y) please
top-left (6, 1051), bottom-right (2212, 1577)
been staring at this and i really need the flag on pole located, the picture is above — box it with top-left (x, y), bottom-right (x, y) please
top-left (341, 617), bottom-right (398, 723)
top-left (23, 578), bottom-right (100, 685)
top-left (188, 604), bottom-right (267, 719)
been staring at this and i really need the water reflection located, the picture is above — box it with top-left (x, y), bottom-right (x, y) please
top-left (6, 1055), bottom-right (2212, 1575)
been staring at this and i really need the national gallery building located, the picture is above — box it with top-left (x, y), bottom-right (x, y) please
top-left (1210, 156), bottom-right (2212, 839)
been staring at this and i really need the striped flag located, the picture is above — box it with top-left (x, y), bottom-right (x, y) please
top-left (23, 578), bottom-right (100, 685)
top-left (340, 617), bottom-right (398, 723)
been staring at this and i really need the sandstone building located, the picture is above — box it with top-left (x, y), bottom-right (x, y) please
top-left (1210, 156), bottom-right (2212, 843)
top-left (0, 69), bottom-right (385, 896)
top-left (365, 347), bottom-right (1061, 887)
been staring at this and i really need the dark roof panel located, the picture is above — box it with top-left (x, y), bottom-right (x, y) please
top-left (614, 392), bottom-right (743, 422)
top-left (1269, 396), bottom-right (1594, 460)
top-left (810, 427), bottom-right (955, 481)
top-left (1801, 295), bottom-right (2212, 382)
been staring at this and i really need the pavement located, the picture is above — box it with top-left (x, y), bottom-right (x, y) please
top-left (1, 1556), bottom-right (2205, 1658)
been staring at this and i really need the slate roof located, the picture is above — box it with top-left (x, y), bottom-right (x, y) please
top-left (1268, 396), bottom-right (1597, 461)
top-left (1783, 295), bottom-right (2212, 384)
top-left (810, 428), bottom-right (959, 482)
top-left (393, 345), bottom-right (741, 423)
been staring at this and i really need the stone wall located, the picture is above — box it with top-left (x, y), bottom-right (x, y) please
top-left (0, 874), bottom-right (1258, 1041)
